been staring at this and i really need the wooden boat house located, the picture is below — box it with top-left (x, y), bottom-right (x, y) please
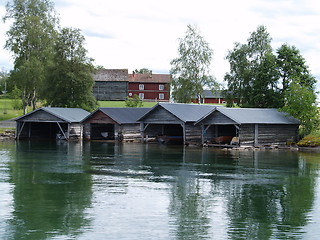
top-left (82, 108), bottom-right (150, 142)
top-left (196, 107), bottom-right (300, 146)
top-left (15, 107), bottom-right (90, 140)
top-left (138, 103), bottom-right (216, 144)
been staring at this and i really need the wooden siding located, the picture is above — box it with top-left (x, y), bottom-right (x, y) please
top-left (239, 124), bottom-right (299, 146)
top-left (83, 111), bottom-right (117, 124)
top-left (200, 111), bottom-right (237, 125)
top-left (185, 124), bottom-right (202, 144)
top-left (141, 107), bottom-right (183, 124)
top-left (93, 81), bottom-right (128, 100)
top-left (121, 124), bottom-right (142, 142)
top-left (203, 98), bottom-right (226, 104)
top-left (257, 124), bottom-right (298, 145)
top-left (18, 110), bottom-right (64, 122)
top-left (69, 123), bottom-right (83, 139)
top-left (239, 124), bottom-right (255, 145)
top-left (128, 83), bottom-right (170, 101)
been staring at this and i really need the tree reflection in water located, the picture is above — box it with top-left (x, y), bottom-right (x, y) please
top-left (8, 141), bottom-right (92, 240)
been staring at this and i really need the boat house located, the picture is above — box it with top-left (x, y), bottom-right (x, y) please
top-left (15, 107), bottom-right (90, 140)
top-left (197, 107), bottom-right (300, 146)
top-left (138, 103), bottom-right (216, 144)
top-left (82, 108), bottom-right (150, 141)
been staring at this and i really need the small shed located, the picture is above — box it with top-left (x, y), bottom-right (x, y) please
top-left (15, 107), bottom-right (90, 140)
top-left (138, 103), bottom-right (216, 145)
top-left (197, 107), bottom-right (300, 146)
top-left (82, 107), bottom-right (150, 141)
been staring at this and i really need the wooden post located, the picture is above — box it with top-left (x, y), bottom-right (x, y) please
top-left (28, 122), bottom-right (31, 138)
top-left (254, 124), bottom-right (259, 146)
top-left (181, 123), bottom-right (186, 145)
top-left (57, 122), bottom-right (68, 140)
top-left (16, 122), bottom-right (26, 140)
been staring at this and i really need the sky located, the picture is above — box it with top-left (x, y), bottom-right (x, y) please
top-left (0, 0), bottom-right (320, 88)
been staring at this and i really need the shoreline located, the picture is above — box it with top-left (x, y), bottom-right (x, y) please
top-left (1, 134), bottom-right (320, 153)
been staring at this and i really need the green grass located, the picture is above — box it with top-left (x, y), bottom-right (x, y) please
top-left (0, 128), bottom-right (15, 134)
top-left (0, 98), bottom-right (24, 121)
top-left (98, 101), bottom-right (157, 108)
top-left (0, 98), bottom-right (159, 121)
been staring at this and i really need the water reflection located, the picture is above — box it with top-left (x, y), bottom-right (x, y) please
top-left (1, 141), bottom-right (319, 239)
top-left (7, 141), bottom-right (92, 240)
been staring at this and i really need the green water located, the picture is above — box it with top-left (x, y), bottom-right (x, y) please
top-left (1, 141), bottom-right (320, 240)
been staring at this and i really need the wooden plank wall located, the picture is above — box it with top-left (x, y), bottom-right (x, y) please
top-left (69, 123), bottom-right (83, 139)
top-left (239, 124), bottom-right (299, 146)
top-left (200, 111), bottom-right (237, 125)
top-left (142, 107), bottom-right (182, 124)
top-left (185, 124), bottom-right (202, 144)
top-left (93, 81), bottom-right (128, 101)
top-left (121, 124), bottom-right (142, 142)
top-left (239, 124), bottom-right (255, 145)
top-left (257, 124), bottom-right (298, 145)
top-left (19, 110), bottom-right (62, 122)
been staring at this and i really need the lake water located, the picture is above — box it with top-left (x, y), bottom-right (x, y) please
top-left (1, 141), bottom-right (320, 240)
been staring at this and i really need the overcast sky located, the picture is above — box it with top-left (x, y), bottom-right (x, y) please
top-left (1, 0), bottom-right (320, 87)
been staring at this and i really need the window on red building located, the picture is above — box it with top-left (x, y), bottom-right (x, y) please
top-left (139, 84), bottom-right (144, 90)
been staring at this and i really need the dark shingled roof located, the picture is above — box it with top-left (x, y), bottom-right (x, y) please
top-left (197, 107), bottom-right (300, 125)
top-left (15, 107), bottom-right (90, 123)
top-left (95, 107), bottom-right (151, 124)
top-left (94, 69), bottom-right (128, 82)
top-left (139, 103), bottom-right (218, 123)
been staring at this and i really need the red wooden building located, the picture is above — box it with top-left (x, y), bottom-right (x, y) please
top-left (128, 72), bottom-right (171, 102)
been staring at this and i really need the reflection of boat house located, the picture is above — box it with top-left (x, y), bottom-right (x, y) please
top-left (197, 108), bottom-right (300, 146)
top-left (15, 107), bottom-right (90, 140)
top-left (82, 108), bottom-right (150, 141)
top-left (138, 103), bottom-right (215, 145)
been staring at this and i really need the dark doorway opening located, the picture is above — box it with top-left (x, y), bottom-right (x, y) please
top-left (90, 123), bottom-right (115, 140)
top-left (156, 124), bottom-right (183, 144)
top-left (18, 122), bottom-right (68, 139)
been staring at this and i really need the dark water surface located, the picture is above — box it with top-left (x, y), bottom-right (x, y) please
top-left (1, 141), bottom-right (320, 240)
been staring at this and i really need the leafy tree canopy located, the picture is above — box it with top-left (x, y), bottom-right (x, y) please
top-left (134, 68), bottom-right (152, 74)
top-left (3, 0), bottom-right (58, 113)
top-left (45, 27), bottom-right (97, 111)
top-left (4, 0), bottom-right (98, 112)
top-left (170, 24), bottom-right (218, 103)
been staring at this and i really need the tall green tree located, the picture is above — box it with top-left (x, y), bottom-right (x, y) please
top-left (281, 82), bottom-right (318, 136)
top-left (3, 0), bottom-right (58, 114)
top-left (170, 24), bottom-right (217, 103)
top-left (277, 44), bottom-right (318, 136)
top-left (224, 25), bottom-right (281, 108)
top-left (277, 44), bottom-right (316, 92)
top-left (45, 27), bottom-right (97, 111)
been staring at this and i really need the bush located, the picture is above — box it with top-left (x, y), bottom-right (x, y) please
top-left (297, 132), bottom-right (320, 147)
top-left (125, 94), bottom-right (143, 107)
